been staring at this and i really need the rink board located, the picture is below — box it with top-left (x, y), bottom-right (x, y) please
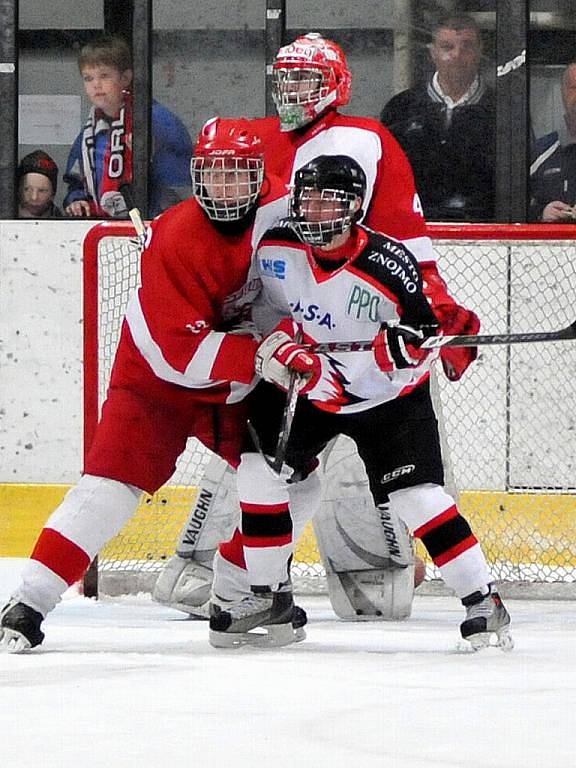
top-left (1, 483), bottom-right (575, 571)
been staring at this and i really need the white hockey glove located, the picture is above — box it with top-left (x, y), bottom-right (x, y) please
top-left (255, 320), bottom-right (321, 393)
top-left (373, 323), bottom-right (432, 372)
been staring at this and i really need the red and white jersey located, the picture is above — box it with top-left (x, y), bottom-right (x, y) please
top-left (254, 225), bottom-right (439, 414)
top-left (112, 176), bottom-right (289, 405)
top-left (252, 111), bottom-right (433, 263)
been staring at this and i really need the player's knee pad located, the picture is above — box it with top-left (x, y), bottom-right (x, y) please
top-left (236, 452), bottom-right (289, 503)
top-left (152, 554), bottom-right (214, 616)
top-left (389, 483), bottom-right (456, 533)
top-left (47, 474), bottom-right (142, 559)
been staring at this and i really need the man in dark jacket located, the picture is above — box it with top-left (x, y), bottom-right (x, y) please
top-left (530, 61), bottom-right (576, 222)
top-left (380, 14), bottom-right (495, 222)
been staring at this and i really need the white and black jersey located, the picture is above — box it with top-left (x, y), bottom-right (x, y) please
top-left (252, 224), bottom-right (439, 414)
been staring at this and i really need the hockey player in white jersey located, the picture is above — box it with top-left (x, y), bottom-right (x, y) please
top-left (207, 155), bottom-right (512, 650)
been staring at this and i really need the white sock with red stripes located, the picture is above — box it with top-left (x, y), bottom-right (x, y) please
top-left (236, 453), bottom-right (294, 589)
top-left (389, 483), bottom-right (492, 598)
top-left (12, 475), bottom-right (142, 616)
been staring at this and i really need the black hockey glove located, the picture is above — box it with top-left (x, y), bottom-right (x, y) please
top-left (373, 324), bottom-right (431, 372)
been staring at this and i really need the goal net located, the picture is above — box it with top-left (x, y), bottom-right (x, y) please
top-left (84, 222), bottom-right (576, 598)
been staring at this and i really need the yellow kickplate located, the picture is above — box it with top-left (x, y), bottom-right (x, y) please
top-left (2, 484), bottom-right (574, 569)
top-left (0, 484), bottom-right (71, 557)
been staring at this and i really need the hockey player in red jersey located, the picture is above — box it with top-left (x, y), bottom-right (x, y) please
top-left (255, 33), bottom-right (429, 258)
top-left (208, 155), bottom-right (513, 652)
top-left (0, 117), bottom-right (307, 653)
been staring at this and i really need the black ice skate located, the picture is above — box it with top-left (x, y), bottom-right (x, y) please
top-left (209, 587), bottom-right (306, 649)
top-left (460, 584), bottom-right (513, 651)
top-left (0, 600), bottom-right (45, 653)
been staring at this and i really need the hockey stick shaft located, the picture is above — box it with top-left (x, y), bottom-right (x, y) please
top-left (272, 326), bottom-right (304, 475)
top-left (273, 367), bottom-right (300, 475)
top-left (247, 330), bottom-right (303, 477)
top-left (120, 184), bottom-right (147, 246)
top-left (307, 320), bottom-right (576, 354)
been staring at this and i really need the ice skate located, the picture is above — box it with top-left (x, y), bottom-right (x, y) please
top-left (209, 587), bottom-right (306, 649)
top-left (0, 600), bottom-right (45, 653)
top-left (460, 584), bottom-right (513, 651)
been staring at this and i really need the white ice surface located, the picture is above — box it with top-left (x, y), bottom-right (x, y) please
top-left (1, 558), bottom-right (575, 768)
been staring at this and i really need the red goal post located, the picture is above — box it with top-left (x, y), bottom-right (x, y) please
top-left (83, 221), bottom-right (576, 598)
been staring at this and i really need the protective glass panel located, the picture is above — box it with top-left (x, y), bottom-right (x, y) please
top-left (152, 1), bottom-right (267, 213)
top-left (18, 2), bottom-right (105, 218)
top-left (529, 1), bottom-right (576, 222)
top-left (286, 2), bottom-right (497, 222)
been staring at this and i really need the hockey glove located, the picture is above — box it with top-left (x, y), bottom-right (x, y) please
top-left (434, 304), bottom-right (480, 381)
top-left (255, 319), bottom-right (321, 393)
top-left (373, 323), bottom-right (431, 372)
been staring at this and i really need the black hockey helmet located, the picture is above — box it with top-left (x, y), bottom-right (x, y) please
top-left (290, 154), bottom-right (366, 246)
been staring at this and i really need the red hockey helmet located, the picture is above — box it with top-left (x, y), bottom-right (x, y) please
top-left (191, 117), bottom-right (264, 221)
top-left (272, 33), bottom-right (352, 131)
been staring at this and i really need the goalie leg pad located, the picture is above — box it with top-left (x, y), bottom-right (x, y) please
top-left (313, 496), bottom-right (415, 620)
top-left (324, 565), bottom-right (415, 621)
top-left (152, 556), bottom-right (214, 617)
top-left (314, 435), bottom-right (416, 620)
top-left (175, 456), bottom-right (238, 558)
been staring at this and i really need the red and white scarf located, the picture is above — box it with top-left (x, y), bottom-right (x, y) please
top-left (81, 91), bottom-right (133, 217)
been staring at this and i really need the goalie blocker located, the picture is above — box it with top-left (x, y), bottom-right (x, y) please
top-left (153, 437), bottom-right (425, 621)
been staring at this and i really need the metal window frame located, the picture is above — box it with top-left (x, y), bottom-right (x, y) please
top-left (0, 0), bottom-right (18, 218)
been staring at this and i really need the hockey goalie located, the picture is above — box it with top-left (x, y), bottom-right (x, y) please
top-left (153, 434), bottom-right (425, 621)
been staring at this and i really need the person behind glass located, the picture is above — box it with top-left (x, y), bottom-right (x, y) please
top-left (530, 61), bottom-right (576, 222)
top-left (17, 150), bottom-right (62, 219)
top-left (64, 35), bottom-right (192, 219)
top-left (380, 14), bottom-right (495, 221)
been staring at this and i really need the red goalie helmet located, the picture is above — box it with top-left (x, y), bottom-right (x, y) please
top-left (272, 33), bottom-right (352, 131)
top-left (191, 117), bottom-right (264, 221)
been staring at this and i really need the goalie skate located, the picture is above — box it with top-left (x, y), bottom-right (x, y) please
top-left (460, 584), bottom-right (514, 652)
top-left (0, 600), bottom-right (45, 653)
top-left (209, 589), bottom-right (306, 649)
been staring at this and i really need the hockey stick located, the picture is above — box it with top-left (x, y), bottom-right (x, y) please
top-left (247, 329), bottom-right (303, 477)
top-left (272, 361), bottom-right (301, 475)
top-left (306, 321), bottom-right (576, 354)
top-left (120, 184), bottom-right (147, 247)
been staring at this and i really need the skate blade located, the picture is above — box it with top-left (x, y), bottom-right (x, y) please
top-left (461, 626), bottom-right (514, 653)
top-left (0, 628), bottom-right (33, 654)
top-left (209, 623), bottom-right (306, 649)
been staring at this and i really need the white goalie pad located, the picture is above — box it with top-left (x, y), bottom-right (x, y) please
top-left (152, 455), bottom-right (238, 614)
top-left (152, 556), bottom-right (213, 617)
top-left (315, 436), bottom-right (415, 620)
top-left (175, 455), bottom-right (238, 562)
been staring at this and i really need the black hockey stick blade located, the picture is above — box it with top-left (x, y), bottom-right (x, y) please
top-left (307, 320), bottom-right (576, 354)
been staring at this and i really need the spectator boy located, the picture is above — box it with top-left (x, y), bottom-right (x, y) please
top-left (64, 35), bottom-right (192, 218)
top-left (531, 61), bottom-right (576, 222)
top-left (380, 14), bottom-right (495, 221)
top-left (17, 150), bottom-right (62, 218)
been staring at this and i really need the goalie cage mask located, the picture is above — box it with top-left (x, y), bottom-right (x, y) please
top-left (191, 117), bottom-right (265, 222)
top-left (290, 154), bottom-right (366, 246)
top-left (272, 33), bottom-right (351, 131)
